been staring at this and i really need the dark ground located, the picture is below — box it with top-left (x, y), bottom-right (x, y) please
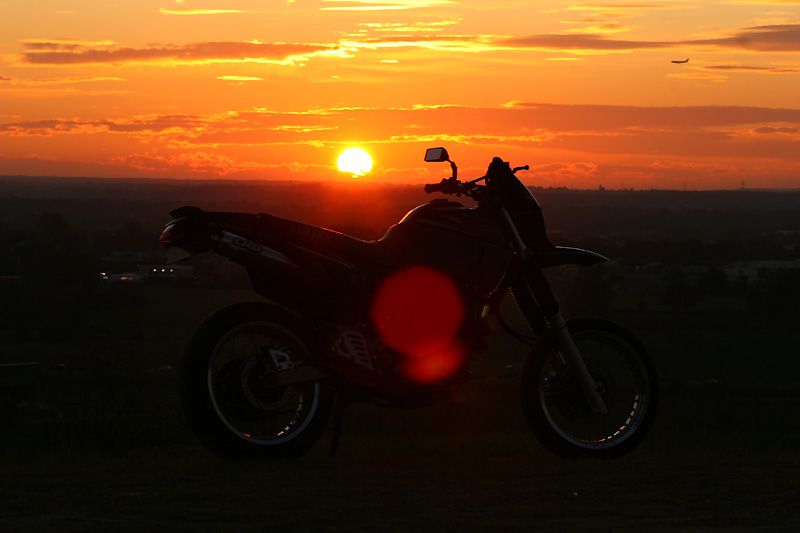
top-left (2, 290), bottom-right (800, 532)
top-left (2, 377), bottom-right (800, 532)
top-left (2, 442), bottom-right (799, 532)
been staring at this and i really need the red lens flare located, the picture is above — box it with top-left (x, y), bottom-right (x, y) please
top-left (399, 343), bottom-right (466, 384)
top-left (369, 266), bottom-right (467, 383)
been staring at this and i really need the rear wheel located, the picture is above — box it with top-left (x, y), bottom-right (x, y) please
top-left (521, 317), bottom-right (657, 458)
top-left (180, 303), bottom-right (334, 459)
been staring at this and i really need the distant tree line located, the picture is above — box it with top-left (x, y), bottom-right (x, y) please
top-left (0, 211), bottom-right (152, 341)
top-left (1, 180), bottom-right (799, 337)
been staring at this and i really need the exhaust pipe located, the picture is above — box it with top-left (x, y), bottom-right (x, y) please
top-left (212, 230), bottom-right (299, 270)
top-left (161, 216), bottom-right (299, 271)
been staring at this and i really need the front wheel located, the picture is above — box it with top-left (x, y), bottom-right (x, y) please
top-left (180, 302), bottom-right (334, 459)
top-left (521, 317), bottom-right (658, 458)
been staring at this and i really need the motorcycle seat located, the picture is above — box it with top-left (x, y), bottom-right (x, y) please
top-left (169, 206), bottom-right (397, 268)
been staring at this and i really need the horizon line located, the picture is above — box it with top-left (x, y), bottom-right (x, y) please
top-left (1, 174), bottom-right (799, 193)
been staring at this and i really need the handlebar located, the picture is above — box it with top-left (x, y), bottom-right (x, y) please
top-left (424, 182), bottom-right (443, 194)
top-left (424, 177), bottom-right (477, 197)
top-left (424, 162), bottom-right (528, 197)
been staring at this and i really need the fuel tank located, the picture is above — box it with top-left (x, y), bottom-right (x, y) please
top-left (379, 199), bottom-right (514, 295)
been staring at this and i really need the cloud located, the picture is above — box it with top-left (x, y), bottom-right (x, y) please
top-left (2, 103), bottom-right (798, 187)
top-left (667, 72), bottom-right (729, 81)
top-left (16, 23), bottom-right (800, 70)
top-left (0, 76), bottom-right (129, 97)
top-left (686, 24), bottom-right (800, 52)
top-left (754, 126), bottom-right (799, 133)
top-left (356, 21), bottom-right (460, 32)
top-left (0, 119), bottom-right (109, 136)
top-left (0, 114), bottom-right (213, 136)
top-left (503, 102), bottom-right (800, 130)
top-left (4, 103), bottom-right (800, 140)
top-left (159, 9), bottom-right (252, 15)
top-left (552, 3), bottom-right (695, 40)
top-left (721, 0), bottom-right (800, 5)
top-left (703, 64), bottom-right (800, 73)
top-left (560, 22), bottom-right (632, 35)
top-left (21, 41), bottom-right (341, 66)
top-left (22, 38), bottom-right (117, 49)
top-left (351, 23), bottom-right (800, 56)
top-left (322, 0), bottom-right (454, 10)
top-left (498, 24), bottom-right (800, 53)
top-left (115, 151), bottom-right (270, 177)
top-left (565, 3), bottom-right (689, 13)
top-left (10, 103), bottom-right (800, 133)
top-left (498, 33), bottom-right (670, 51)
top-left (0, 76), bottom-right (125, 86)
top-left (345, 34), bottom-right (486, 52)
top-left (5, 103), bottom-right (798, 165)
top-left (217, 76), bottom-right (263, 81)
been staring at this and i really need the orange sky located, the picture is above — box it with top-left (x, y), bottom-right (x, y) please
top-left (1, 1), bottom-right (799, 189)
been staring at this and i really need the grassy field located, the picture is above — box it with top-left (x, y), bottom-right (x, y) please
top-left (2, 285), bottom-right (799, 453)
top-left (2, 286), bottom-right (799, 531)
top-left (2, 376), bottom-right (799, 532)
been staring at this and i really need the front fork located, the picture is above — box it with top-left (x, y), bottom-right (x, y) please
top-left (500, 208), bottom-right (607, 415)
top-left (547, 311), bottom-right (608, 415)
top-left (514, 268), bottom-right (608, 415)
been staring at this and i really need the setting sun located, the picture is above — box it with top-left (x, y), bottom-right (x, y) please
top-left (337, 148), bottom-right (373, 178)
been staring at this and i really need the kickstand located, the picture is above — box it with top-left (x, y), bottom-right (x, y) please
top-left (329, 394), bottom-right (348, 456)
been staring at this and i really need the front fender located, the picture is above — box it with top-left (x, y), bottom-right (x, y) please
top-left (537, 246), bottom-right (608, 268)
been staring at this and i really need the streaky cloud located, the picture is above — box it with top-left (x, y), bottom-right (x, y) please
top-left (5, 103), bottom-right (799, 138)
top-left (721, 0), bottom-right (800, 5)
top-left (498, 33), bottom-right (671, 51)
top-left (1, 76), bottom-right (125, 86)
top-left (17, 24), bottom-right (800, 68)
top-left (686, 24), bottom-right (800, 52)
top-left (2, 103), bottom-right (798, 186)
top-left (21, 41), bottom-right (341, 65)
top-left (498, 23), bottom-right (800, 53)
top-left (160, 9), bottom-right (252, 15)
top-left (704, 64), bottom-right (800, 73)
top-left (217, 76), bottom-right (264, 81)
top-left (23, 38), bottom-right (116, 49)
top-left (322, 0), bottom-right (453, 9)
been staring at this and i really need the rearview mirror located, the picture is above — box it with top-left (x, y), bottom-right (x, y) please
top-left (425, 147), bottom-right (449, 162)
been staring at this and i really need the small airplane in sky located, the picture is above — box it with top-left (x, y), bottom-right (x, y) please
top-left (671, 58), bottom-right (689, 64)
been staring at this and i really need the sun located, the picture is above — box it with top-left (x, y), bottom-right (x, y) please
top-left (337, 147), bottom-right (373, 177)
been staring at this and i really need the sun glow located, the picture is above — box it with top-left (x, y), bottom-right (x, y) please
top-left (336, 147), bottom-right (373, 177)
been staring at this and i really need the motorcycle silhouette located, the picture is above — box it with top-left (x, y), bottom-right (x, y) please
top-left (161, 148), bottom-right (658, 459)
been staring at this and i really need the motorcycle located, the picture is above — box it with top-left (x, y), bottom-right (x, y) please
top-left (160, 148), bottom-right (658, 459)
